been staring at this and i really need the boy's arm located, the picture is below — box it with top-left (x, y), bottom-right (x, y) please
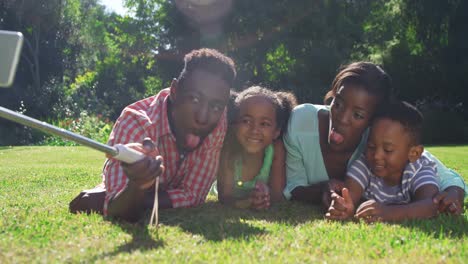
top-left (355, 184), bottom-right (439, 222)
top-left (269, 139), bottom-right (286, 202)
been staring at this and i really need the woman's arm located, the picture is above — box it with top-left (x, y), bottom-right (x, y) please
top-left (424, 151), bottom-right (466, 214)
top-left (290, 184), bottom-right (326, 204)
top-left (433, 186), bottom-right (465, 215)
top-left (284, 124), bottom-right (324, 203)
top-left (326, 177), bottom-right (364, 220)
top-left (269, 140), bottom-right (286, 202)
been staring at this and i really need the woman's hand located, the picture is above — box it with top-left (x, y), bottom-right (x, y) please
top-left (433, 187), bottom-right (464, 215)
top-left (325, 188), bottom-right (354, 220)
top-left (321, 179), bottom-right (345, 210)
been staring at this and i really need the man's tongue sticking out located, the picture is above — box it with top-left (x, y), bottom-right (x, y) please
top-left (329, 129), bottom-right (344, 145)
top-left (185, 133), bottom-right (201, 150)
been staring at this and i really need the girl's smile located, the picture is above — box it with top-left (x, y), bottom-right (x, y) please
top-left (235, 96), bottom-right (280, 154)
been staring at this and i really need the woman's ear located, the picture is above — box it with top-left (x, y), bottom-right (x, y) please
top-left (408, 145), bottom-right (424, 162)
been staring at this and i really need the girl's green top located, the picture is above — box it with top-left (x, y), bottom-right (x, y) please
top-left (233, 144), bottom-right (274, 199)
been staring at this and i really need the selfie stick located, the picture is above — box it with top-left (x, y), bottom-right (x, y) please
top-left (0, 30), bottom-right (143, 163)
top-left (0, 106), bottom-right (144, 163)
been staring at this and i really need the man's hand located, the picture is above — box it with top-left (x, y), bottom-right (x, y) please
top-left (354, 199), bottom-right (388, 223)
top-left (120, 138), bottom-right (164, 190)
top-left (250, 182), bottom-right (270, 210)
top-left (321, 179), bottom-right (345, 210)
top-left (433, 187), bottom-right (464, 215)
top-left (325, 188), bottom-right (354, 220)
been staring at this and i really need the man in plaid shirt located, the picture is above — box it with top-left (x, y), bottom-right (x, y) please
top-left (103, 48), bottom-right (236, 221)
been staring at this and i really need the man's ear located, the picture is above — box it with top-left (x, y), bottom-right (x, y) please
top-left (408, 145), bottom-right (424, 163)
top-left (170, 78), bottom-right (178, 102)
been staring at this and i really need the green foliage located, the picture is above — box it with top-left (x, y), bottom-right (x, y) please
top-left (2, 0), bottom-right (468, 145)
top-left (354, 0), bottom-right (468, 118)
top-left (40, 112), bottom-right (113, 146)
top-left (0, 146), bottom-right (467, 262)
top-left (263, 44), bottom-right (296, 84)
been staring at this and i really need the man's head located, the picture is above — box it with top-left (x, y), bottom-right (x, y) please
top-left (169, 48), bottom-right (236, 151)
top-left (365, 101), bottom-right (424, 185)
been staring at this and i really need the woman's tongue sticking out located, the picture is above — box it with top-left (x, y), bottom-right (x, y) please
top-left (329, 129), bottom-right (344, 145)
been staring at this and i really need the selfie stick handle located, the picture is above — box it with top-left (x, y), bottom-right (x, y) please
top-left (0, 106), bottom-right (144, 163)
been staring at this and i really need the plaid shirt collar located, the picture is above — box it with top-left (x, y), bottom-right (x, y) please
top-left (157, 89), bottom-right (174, 138)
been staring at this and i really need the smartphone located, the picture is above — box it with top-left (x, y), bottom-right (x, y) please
top-left (0, 30), bottom-right (23, 88)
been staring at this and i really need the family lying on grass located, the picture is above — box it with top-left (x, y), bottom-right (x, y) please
top-left (71, 48), bottom-right (466, 223)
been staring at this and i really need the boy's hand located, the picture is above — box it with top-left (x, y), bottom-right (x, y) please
top-left (355, 199), bottom-right (387, 222)
top-left (120, 138), bottom-right (164, 190)
top-left (321, 179), bottom-right (345, 210)
top-left (250, 182), bottom-right (270, 210)
top-left (325, 188), bottom-right (354, 220)
top-left (433, 187), bottom-right (464, 215)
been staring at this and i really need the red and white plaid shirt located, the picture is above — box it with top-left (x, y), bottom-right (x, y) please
top-left (102, 88), bottom-right (226, 215)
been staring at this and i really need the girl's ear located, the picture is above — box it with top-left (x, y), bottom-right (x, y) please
top-left (273, 128), bottom-right (281, 140)
top-left (408, 145), bottom-right (424, 163)
top-left (170, 78), bottom-right (178, 102)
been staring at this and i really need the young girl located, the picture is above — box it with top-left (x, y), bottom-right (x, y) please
top-left (217, 86), bottom-right (297, 209)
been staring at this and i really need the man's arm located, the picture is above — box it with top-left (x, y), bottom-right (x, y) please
top-left (107, 150), bottom-right (164, 221)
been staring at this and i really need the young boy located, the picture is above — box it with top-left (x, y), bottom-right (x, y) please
top-left (326, 101), bottom-right (439, 222)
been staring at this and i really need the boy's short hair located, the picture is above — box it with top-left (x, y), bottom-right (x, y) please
top-left (178, 48), bottom-right (236, 89)
top-left (374, 101), bottom-right (424, 145)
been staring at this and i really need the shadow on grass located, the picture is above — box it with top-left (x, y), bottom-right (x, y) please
top-left (90, 219), bottom-right (165, 262)
top-left (398, 213), bottom-right (468, 239)
top-left (158, 200), bottom-right (324, 241)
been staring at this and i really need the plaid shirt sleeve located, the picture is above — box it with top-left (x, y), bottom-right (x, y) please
top-left (166, 117), bottom-right (226, 208)
top-left (102, 106), bottom-right (154, 215)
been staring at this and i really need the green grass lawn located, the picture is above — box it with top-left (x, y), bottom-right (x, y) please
top-left (0, 146), bottom-right (467, 263)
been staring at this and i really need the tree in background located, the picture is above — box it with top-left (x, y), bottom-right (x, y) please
top-left (354, 0), bottom-right (468, 143)
top-left (0, 0), bottom-right (81, 144)
top-left (0, 0), bottom-right (164, 144)
top-left (1, 0), bottom-right (466, 145)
